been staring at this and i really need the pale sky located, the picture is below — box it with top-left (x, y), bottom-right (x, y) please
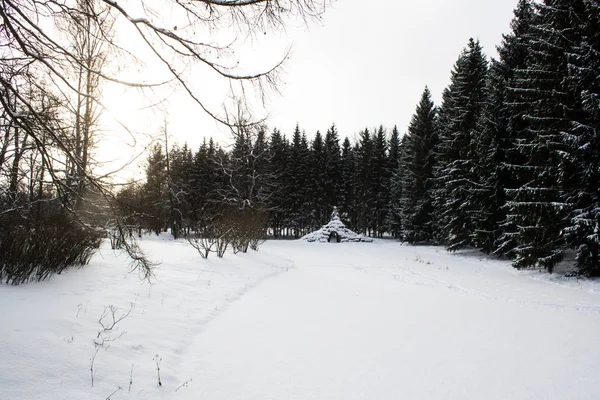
top-left (265, 0), bottom-right (518, 140)
top-left (99, 0), bottom-right (519, 179)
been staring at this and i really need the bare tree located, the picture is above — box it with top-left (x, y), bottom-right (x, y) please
top-left (213, 101), bottom-right (273, 252)
top-left (0, 0), bottom-right (329, 279)
top-left (58, 0), bottom-right (114, 205)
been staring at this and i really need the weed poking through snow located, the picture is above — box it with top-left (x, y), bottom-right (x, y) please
top-left (105, 386), bottom-right (122, 399)
top-left (175, 378), bottom-right (192, 392)
top-left (94, 304), bottom-right (132, 347)
top-left (154, 355), bottom-right (162, 386)
top-left (128, 364), bottom-right (134, 393)
top-left (89, 304), bottom-right (132, 386)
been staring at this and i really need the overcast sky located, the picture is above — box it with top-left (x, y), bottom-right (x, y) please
top-left (263, 0), bottom-right (518, 141)
top-left (102, 0), bottom-right (520, 178)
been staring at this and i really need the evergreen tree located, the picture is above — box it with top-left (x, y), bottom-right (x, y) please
top-left (388, 125), bottom-right (401, 172)
top-left (494, 0), bottom-right (537, 256)
top-left (371, 126), bottom-right (389, 236)
top-left (387, 135), bottom-right (409, 239)
top-left (507, 0), bottom-right (586, 272)
top-left (169, 143), bottom-right (194, 237)
top-left (228, 126), bottom-right (254, 207)
top-left (401, 87), bottom-right (437, 243)
top-left (340, 137), bottom-right (357, 228)
top-left (383, 126), bottom-right (401, 235)
top-left (299, 131), bottom-right (313, 232)
top-left (498, 0), bottom-right (536, 71)
top-left (143, 143), bottom-right (168, 235)
top-left (355, 128), bottom-right (374, 235)
top-left (310, 130), bottom-right (328, 227)
top-left (470, 0), bottom-right (536, 254)
top-left (252, 127), bottom-right (271, 211)
top-left (433, 38), bottom-right (488, 250)
top-left (324, 124), bottom-right (342, 214)
top-left (288, 124), bottom-right (310, 237)
top-left (468, 61), bottom-right (509, 253)
top-left (267, 128), bottom-right (289, 237)
top-left (189, 138), bottom-right (223, 233)
top-left (563, 0), bottom-right (600, 275)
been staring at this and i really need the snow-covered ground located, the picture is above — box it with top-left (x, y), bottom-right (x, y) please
top-left (2, 237), bottom-right (600, 399)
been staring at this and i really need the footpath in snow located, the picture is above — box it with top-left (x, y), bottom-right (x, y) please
top-left (2, 237), bottom-right (600, 399)
top-left (178, 241), bottom-right (600, 400)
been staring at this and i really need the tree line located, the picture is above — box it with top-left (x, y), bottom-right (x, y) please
top-left (118, 122), bottom-right (401, 241)
top-left (124, 0), bottom-right (600, 276)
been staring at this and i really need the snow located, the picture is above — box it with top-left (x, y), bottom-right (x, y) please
top-left (2, 236), bottom-right (600, 399)
top-left (301, 207), bottom-right (373, 242)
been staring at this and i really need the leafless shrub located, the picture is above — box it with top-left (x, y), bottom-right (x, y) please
top-left (187, 235), bottom-right (218, 259)
top-left (226, 207), bottom-right (268, 253)
top-left (186, 215), bottom-right (232, 259)
top-left (0, 201), bottom-right (103, 285)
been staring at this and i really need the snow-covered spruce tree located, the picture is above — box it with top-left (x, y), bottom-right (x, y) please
top-left (562, 0), bottom-right (600, 276)
top-left (168, 143), bottom-right (194, 238)
top-left (251, 127), bottom-right (271, 242)
top-left (299, 132), bottom-right (314, 234)
top-left (383, 126), bottom-right (402, 236)
top-left (253, 128), bottom-right (270, 196)
top-left (340, 137), bottom-right (358, 230)
top-left (469, 60), bottom-right (509, 254)
top-left (493, 0), bottom-right (537, 257)
top-left (355, 129), bottom-right (375, 235)
top-left (432, 38), bottom-right (488, 250)
top-left (387, 135), bottom-right (409, 239)
top-left (466, 0), bottom-right (537, 254)
top-left (388, 126), bottom-right (402, 172)
top-left (400, 87), bottom-right (438, 244)
top-left (498, 0), bottom-right (536, 72)
top-left (287, 124), bottom-right (312, 237)
top-left (506, 0), bottom-right (586, 272)
top-left (188, 138), bottom-right (222, 235)
top-left (371, 126), bottom-right (389, 237)
top-left (309, 130), bottom-right (328, 228)
top-left (324, 124), bottom-right (343, 220)
top-left (266, 129), bottom-right (289, 237)
top-left (144, 143), bottom-right (169, 236)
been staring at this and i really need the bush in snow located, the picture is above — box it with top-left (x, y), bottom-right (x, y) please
top-left (227, 207), bottom-right (268, 254)
top-left (0, 200), bottom-right (103, 285)
top-left (186, 205), bottom-right (267, 259)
